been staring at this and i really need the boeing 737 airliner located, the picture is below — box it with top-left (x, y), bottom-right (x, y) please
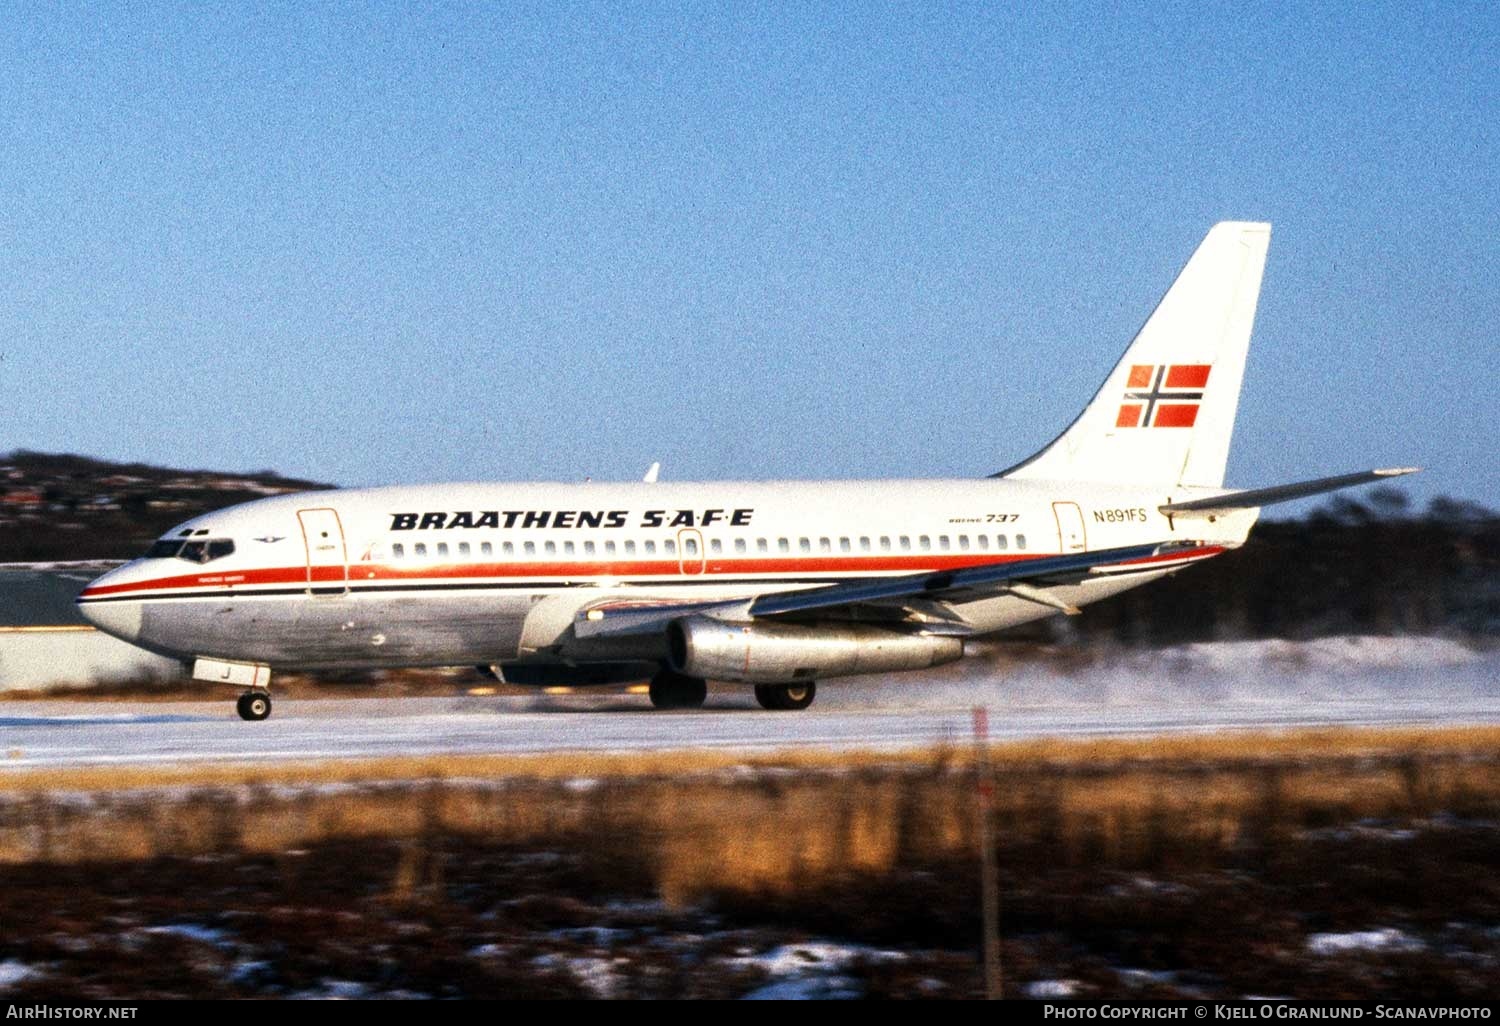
top-left (78, 223), bottom-right (1416, 719)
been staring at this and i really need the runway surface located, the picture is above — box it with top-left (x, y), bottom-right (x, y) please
top-left (4, 690), bottom-right (1499, 769)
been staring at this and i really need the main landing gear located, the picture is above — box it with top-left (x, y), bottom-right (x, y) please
top-left (646, 673), bottom-right (818, 711)
top-left (236, 690), bottom-right (272, 722)
top-left (755, 682), bottom-right (816, 711)
top-left (648, 670), bottom-right (708, 710)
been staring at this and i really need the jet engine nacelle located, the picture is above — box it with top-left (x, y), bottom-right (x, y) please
top-left (667, 616), bottom-right (964, 684)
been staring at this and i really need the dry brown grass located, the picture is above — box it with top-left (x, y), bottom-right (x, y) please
top-left (4, 721), bottom-right (1498, 997)
top-left (2, 723), bottom-right (1498, 915)
top-left (2, 723), bottom-right (1496, 794)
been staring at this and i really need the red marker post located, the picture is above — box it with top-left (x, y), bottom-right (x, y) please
top-left (973, 706), bottom-right (1002, 1000)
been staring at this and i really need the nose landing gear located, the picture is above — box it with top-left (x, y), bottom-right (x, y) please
top-left (236, 690), bottom-right (272, 721)
top-left (191, 658), bottom-right (275, 722)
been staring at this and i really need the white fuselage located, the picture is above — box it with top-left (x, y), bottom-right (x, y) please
top-left (77, 478), bottom-right (1252, 674)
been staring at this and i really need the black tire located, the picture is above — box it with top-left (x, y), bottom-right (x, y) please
top-left (648, 671), bottom-right (708, 710)
top-left (237, 690), bottom-right (271, 722)
top-left (754, 681), bottom-right (816, 711)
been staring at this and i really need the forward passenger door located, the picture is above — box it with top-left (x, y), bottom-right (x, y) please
top-left (297, 507), bottom-right (349, 595)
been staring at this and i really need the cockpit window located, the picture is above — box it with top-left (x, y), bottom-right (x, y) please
top-left (144, 538), bottom-right (235, 563)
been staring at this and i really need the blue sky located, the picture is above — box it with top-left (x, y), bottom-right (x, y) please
top-left (2, 3), bottom-right (1496, 510)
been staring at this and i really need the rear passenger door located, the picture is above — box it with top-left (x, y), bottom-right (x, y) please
top-left (1051, 501), bottom-right (1088, 554)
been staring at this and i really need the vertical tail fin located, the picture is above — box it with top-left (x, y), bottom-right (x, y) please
top-left (999, 222), bottom-right (1271, 487)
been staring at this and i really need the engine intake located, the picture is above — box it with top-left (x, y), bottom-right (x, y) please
top-left (667, 617), bottom-right (963, 684)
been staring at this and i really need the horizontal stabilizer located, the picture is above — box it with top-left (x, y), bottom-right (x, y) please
top-left (1159, 467), bottom-right (1421, 514)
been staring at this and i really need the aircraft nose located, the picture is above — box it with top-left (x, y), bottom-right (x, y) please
top-left (77, 571), bottom-right (144, 643)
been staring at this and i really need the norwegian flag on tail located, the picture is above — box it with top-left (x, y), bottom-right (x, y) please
top-left (1115, 364), bottom-right (1211, 428)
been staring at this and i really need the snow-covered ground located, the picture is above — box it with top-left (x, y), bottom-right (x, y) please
top-left (823, 635), bottom-right (1500, 710)
top-left (1306, 928), bottom-right (1426, 956)
top-left (1, 636), bottom-right (1495, 769)
top-left (0, 960), bottom-right (40, 991)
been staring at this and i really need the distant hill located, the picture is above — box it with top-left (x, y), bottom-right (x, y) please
top-left (0, 450), bottom-right (333, 561)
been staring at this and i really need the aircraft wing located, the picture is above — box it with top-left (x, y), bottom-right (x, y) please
top-left (573, 539), bottom-right (1210, 639)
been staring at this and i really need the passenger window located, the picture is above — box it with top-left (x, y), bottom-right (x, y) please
top-left (523, 541), bottom-right (536, 556)
top-left (684, 538), bottom-right (698, 556)
top-left (734, 538), bottom-right (747, 554)
top-left (459, 541), bottom-right (470, 557)
top-left (938, 535), bottom-right (949, 551)
top-left (859, 537), bottom-right (871, 552)
top-left (644, 540), bottom-right (656, 555)
top-left (778, 538), bottom-right (790, 553)
top-left (544, 541), bottom-right (557, 555)
top-left (996, 535), bottom-right (1008, 551)
top-left (1017, 534), bottom-right (1027, 550)
top-left (415, 543), bottom-right (428, 558)
top-left (818, 537), bottom-right (831, 553)
top-left (664, 539), bottom-right (676, 555)
top-left (437, 542), bottom-right (449, 558)
top-left (899, 536), bottom-right (911, 551)
top-left (799, 538), bottom-right (811, 553)
top-left (710, 539), bottom-right (723, 554)
top-left (605, 540), bottom-right (616, 555)
top-left (625, 540), bottom-right (636, 555)
top-left (757, 538), bottom-right (769, 553)
top-left (584, 540), bottom-right (595, 555)
top-left (839, 537), bottom-right (851, 553)
top-left (481, 541), bottom-right (492, 556)
top-left (392, 543), bottom-right (405, 559)
top-left (563, 541), bottom-right (575, 555)
top-left (958, 535), bottom-right (969, 551)
top-left (879, 536), bottom-right (891, 552)
top-left (919, 535), bottom-right (931, 551)
top-left (503, 541), bottom-right (514, 555)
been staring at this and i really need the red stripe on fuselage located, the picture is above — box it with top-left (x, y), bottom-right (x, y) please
top-left (77, 546), bottom-right (1226, 600)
